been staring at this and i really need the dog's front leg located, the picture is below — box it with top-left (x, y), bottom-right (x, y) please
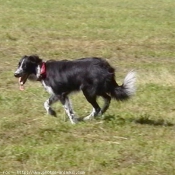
top-left (44, 95), bottom-right (60, 117)
top-left (60, 96), bottom-right (78, 124)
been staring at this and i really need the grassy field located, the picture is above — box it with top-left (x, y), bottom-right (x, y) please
top-left (0, 0), bottom-right (175, 174)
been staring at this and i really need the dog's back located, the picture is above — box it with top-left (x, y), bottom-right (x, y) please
top-left (44, 57), bottom-right (116, 95)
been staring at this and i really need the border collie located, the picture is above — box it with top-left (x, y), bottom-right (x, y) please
top-left (14, 55), bottom-right (136, 124)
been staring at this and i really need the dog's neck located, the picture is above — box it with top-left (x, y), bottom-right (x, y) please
top-left (36, 61), bottom-right (46, 80)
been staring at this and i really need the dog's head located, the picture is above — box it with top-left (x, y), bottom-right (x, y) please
top-left (14, 55), bottom-right (42, 90)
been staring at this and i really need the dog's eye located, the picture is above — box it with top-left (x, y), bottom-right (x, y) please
top-left (22, 64), bottom-right (27, 70)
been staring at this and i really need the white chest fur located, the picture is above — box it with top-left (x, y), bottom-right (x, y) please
top-left (42, 81), bottom-right (54, 95)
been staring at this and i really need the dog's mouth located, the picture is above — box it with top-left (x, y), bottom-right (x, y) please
top-left (18, 74), bottom-right (29, 90)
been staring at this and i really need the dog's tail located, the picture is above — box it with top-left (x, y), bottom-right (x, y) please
top-left (111, 71), bottom-right (136, 101)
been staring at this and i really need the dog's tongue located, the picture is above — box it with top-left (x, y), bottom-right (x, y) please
top-left (19, 77), bottom-right (25, 91)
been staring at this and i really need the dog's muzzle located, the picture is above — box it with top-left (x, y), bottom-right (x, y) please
top-left (14, 68), bottom-right (23, 77)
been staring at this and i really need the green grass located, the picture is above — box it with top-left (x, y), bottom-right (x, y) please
top-left (1, 0), bottom-right (175, 174)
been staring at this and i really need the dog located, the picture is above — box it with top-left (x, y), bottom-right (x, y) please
top-left (14, 55), bottom-right (136, 124)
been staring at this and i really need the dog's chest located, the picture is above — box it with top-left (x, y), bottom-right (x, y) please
top-left (42, 80), bottom-right (54, 95)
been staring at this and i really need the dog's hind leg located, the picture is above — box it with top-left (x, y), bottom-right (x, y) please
top-left (100, 93), bottom-right (111, 114)
top-left (82, 90), bottom-right (101, 121)
top-left (84, 94), bottom-right (111, 120)
top-left (84, 108), bottom-right (97, 121)
top-left (44, 95), bottom-right (60, 117)
top-left (60, 96), bottom-right (78, 124)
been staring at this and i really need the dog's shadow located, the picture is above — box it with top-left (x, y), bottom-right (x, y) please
top-left (102, 114), bottom-right (174, 127)
top-left (73, 113), bottom-right (175, 127)
top-left (102, 115), bottom-right (131, 125)
top-left (134, 116), bottom-right (174, 127)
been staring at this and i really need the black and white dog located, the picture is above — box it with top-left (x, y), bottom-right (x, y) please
top-left (14, 55), bottom-right (136, 124)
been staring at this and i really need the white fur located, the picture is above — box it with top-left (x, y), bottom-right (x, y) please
top-left (84, 108), bottom-right (96, 120)
top-left (36, 65), bottom-right (41, 79)
top-left (84, 108), bottom-right (103, 121)
top-left (63, 98), bottom-right (77, 124)
top-left (44, 99), bottom-right (50, 114)
top-left (14, 60), bottom-right (25, 75)
top-left (42, 81), bottom-right (54, 95)
top-left (123, 70), bottom-right (136, 96)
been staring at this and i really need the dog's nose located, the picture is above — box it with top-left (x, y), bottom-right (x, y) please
top-left (14, 72), bottom-right (20, 77)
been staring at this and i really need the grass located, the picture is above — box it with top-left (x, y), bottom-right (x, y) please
top-left (0, 0), bottom-right (175, 174)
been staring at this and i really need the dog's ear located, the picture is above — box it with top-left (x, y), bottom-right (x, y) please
top-left (28, 55), bottom-right (42, 64)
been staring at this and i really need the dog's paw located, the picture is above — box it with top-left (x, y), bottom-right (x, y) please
top-left (83, 115), bottom-right (94, 121)
top-left (48, 108), bottom-right (57, 117)
top-left (71, 117), bottom-right (79, 124)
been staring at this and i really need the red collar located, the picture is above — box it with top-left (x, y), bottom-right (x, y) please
top-left (40, 62), bottom-right (46, 79)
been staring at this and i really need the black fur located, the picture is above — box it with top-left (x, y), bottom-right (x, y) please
top-left (45, 58), bottom-right (115, 94)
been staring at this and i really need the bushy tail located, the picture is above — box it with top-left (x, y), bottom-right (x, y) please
top-left (111, 71), bottom-right (136, 100)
